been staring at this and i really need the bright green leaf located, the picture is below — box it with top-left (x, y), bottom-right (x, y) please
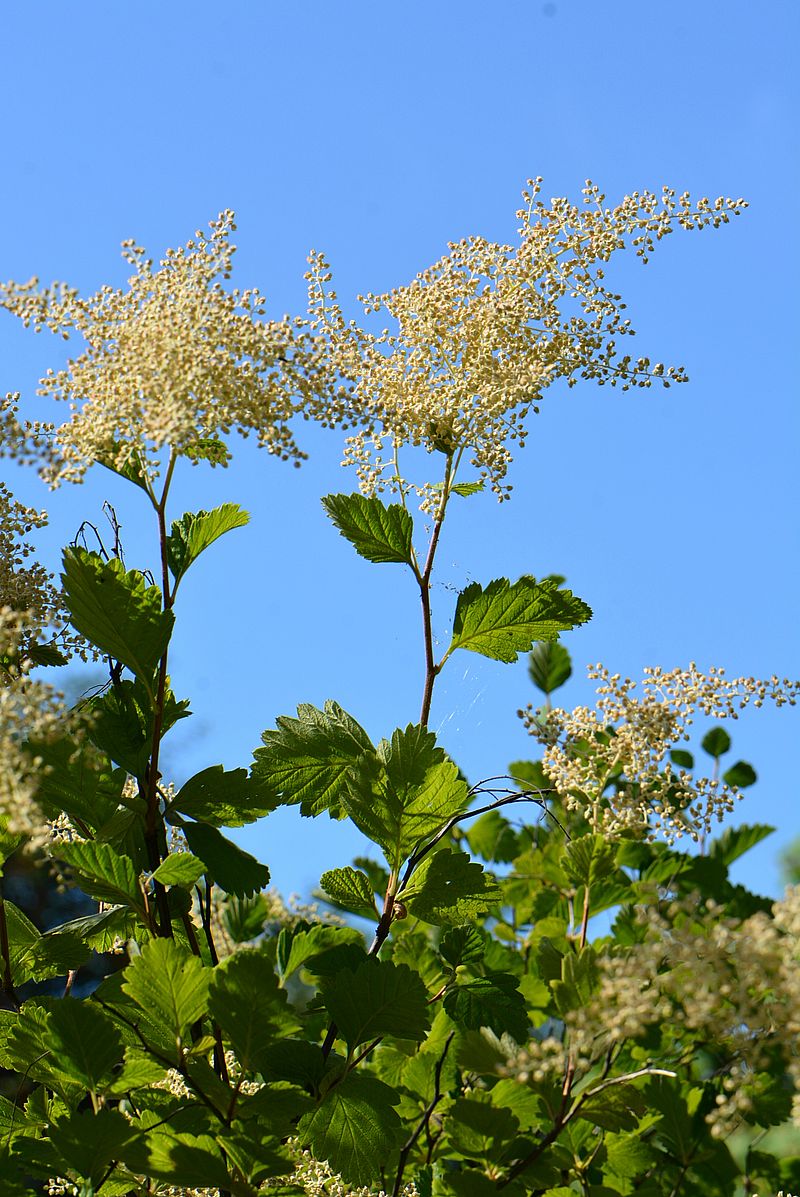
top-left (152, 853), bottom-right (206, 888)
top-left (710, 822), bottom-right (774, 865)
top-left (319, 867), bottom-right (378, 919)
top-left (167, 503), bottom-right (249, 585)
top-left (61, 548), bottom-right (173, 685)
top-left (57, 841), bottom-right (146, 916)
top-left (322, 493), bottom-right (413, 565)
top-left (122, 938), bottom-right (210, 1048)
top-left (298, 1072), bottom-right (402, 1185)
top-left (402, 849), bottom-right (501, 924)
top-left (448, 576), bottom-right (591, 664)
top-left (254, 701), bottom-right (374, 818)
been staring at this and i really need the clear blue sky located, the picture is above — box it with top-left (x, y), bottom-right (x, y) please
top-left (1, 2), bottom-right (797, 898)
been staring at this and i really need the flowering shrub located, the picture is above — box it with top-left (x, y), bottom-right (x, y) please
top-left (0, 182), bottom-right (797, 1197)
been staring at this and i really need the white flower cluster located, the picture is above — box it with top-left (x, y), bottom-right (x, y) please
top-left (521, 663), bottom-right (799, 842)
top-left (508, 887), bottom-right (800, 1140)
top-left (307, 181), bottom-right (746, 507)
top-left (1, 212), bottom-right (333, 486)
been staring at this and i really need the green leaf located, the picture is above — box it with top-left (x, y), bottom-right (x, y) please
top-left (107, 1046), bottom-right (169, 1094)
top-left (169, 765), bottom-right (277, 827)
top-left (89, 677), bottom-right (190, 777)
top-left (50, 905), bottom-right (136, 952)
top-left (710, 822), bottom-right (774, 865)
top-left (298, 1072), bottom-right (402, 1185)
top-left (670, 749), bottom-right (694, 769)
top-left (122, 938), bottom-right (210, 1048)
top-left (319, 867), bottom-right (379, 919)
top-left (529, 640), bottom-right (572, 694)
top-left (24, 735), bottom-right (126, 831)
top-left (96, 443), bottom-right (150, 492)
top-left (402, 849), bottom-right (501, 924)
top-left (445, 1092), bottom-right (519, 1159)
top-left (254, 701), bottom-right (374, 818)
top-left (439, 925), bottom-right (486, 968)
top-left (448, 576), bottom-right (591, 664)
top-left (61, 548), bottom-right (173, 685)
top-left (57, 841), bottom-right (146, 916)
top-left (167, 503), bottom-right (250, 584)
top-left (466, 810), bottom-right (521, 863)
top-left (342, 725), bottom-right (468, 870)
top-left (321, 956), bottom-right (430, 1047)
top-left (451, 481), bottom-right (485, 497)
top-left (562, 835), bottom-right (618, 888)
top-left (321, 493), bottom-right (413, 565)
top-left (152, 853), bottom-right (206, 888)
top-left (208, 949), bottom-right (299, 1070)
top-left (578, 1085), bottom-right (646, 1132)
top-left (701, 725), bottom-right (731, 758)
top-left (444, 973), bottom-right (529, 1043)
top-left (48, 999), bottom-right (123, 1090)
top-left (722, 760), bottom-right (758, 788)
top-left (181, 436), bottom-right (231, 466)
top-left (182, 822), bottom-right (270, 897)
top-left (48, 1108), bottom-right (135, 1186)
top-left (121, 1130), bottom-right (232, 1190)
top-left (279, 924), bottom-right (366, 981)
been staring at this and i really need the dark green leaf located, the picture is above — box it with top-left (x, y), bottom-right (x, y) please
top-left (701, 725), bottom-right (731, 758)
top-left (448, 576), bottom-right (591, 663)
top-left (722, 760), bottom-right (758, 788)
top-left (122, 938), bottom-right (210, 1046)
top-left (322, 493), bottom-right (413, 565)
top-left (319, 867), bottom-right (378, 919)
top-left (298, 1072), bottom-right (402, 1185)
top-left (170, 764), bottom-right (277, 827)
top-left (444, 1092), bottom-right (519, 1159)
top-left (710, 823), bottom-right (774, 865)
top-left (24, 735), bottom-right (126, 831)
top-left (444, 973), bottom-right (529, 1043)
top-left (48, 1108), bottom-right (134, 1184)
top-left (208, 949), bottom-right (299, 1070)
top-left (121, 1130), bottom-right (231, 1189)
top-left (439, 925), bottom-right (486, 968)
top-left (321, 956), bottom-right (430, 1047)
top-left (182, 822), bottom-right (270, 897)
top-left (529, 640), bottom-right (572, 694)
top-left (402, 849), bottom-right (501, 924)
top-left (61, 548), bottom-right (173, 686)
top-left (167, 503), bottom-right (249, 584)
top-left (254, 701), bottom-right (373, 818)
top-left (466, 810), bottom-right (521, 863)
top-left (96, 443), bottom-right (150, 492)
top-left (670, 749), bottom-right (694, 769)
top-left (578, 1085), bottom-right (647, 1132)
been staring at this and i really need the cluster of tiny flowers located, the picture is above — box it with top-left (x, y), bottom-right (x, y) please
top-left (269, 1143), bottom-right (418, 1197)
top-left (507, 891), bottom-right (800, 1139)
top-left (0, 212), bottom-right (335, 486)
top-left (307, 181), bottom-right (746, 507)
top-left (0, 608), bottom-right (69, 851)
top-left (520, 664), bottom-right (800, 841)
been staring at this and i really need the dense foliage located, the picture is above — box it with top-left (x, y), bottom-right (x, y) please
top-left (1, 181), bottom-right (797, 1197)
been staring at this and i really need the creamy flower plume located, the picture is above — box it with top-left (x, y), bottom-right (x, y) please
top-left (0, 212), bottom-right (331, 486)
top-left (307, 181), bottom-right (747, 505)
top-left (521, 663), bottom-right (799, 841)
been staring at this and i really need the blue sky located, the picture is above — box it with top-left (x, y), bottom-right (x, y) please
top-left (1, 2), bottom-right (797, 898)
